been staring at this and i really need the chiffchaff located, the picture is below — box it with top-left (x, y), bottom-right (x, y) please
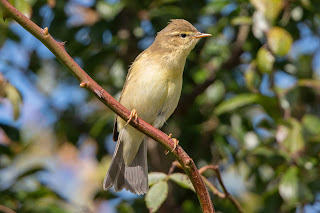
top-left (104, 19), bottom-right (211, 194)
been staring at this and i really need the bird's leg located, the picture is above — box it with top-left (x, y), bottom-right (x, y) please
top-left (165, 134), bottom-right (179, 155)
top-left (124, 109), bottom-right (138, 127)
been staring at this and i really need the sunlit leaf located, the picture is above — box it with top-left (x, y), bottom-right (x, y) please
top-left (148, 172), bottom-right (167, 186)
top-left (250, 0), bottom-right (283, 20)
top-left (257, 47), bottom-right (275, 73)
top-left (96, 1), bottom-right (124, 21)
top-left (281, 118), bottom-right (305, 154)
top-left (169, 173), bottom-right (195, 192)
top-left (267, 27), bottom-right (293, 56)
top-left (279, 166), bottom-right (299, 204)
top-left (145, 181), bottom-right (168, 213)
top-left (9, 0), bottom-right (32, 18)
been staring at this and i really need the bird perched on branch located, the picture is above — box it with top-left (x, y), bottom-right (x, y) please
top-left (104, 19), bottom-right (211, 194)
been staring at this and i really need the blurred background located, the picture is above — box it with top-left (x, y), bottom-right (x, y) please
top-left (1, 0), bottom-right (320, 212)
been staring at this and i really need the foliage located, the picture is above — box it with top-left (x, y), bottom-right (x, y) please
top-left (1, 0), bottom-right (320, 212)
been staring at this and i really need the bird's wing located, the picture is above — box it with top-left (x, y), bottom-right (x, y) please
top-left (112, 52), bottom-right (146, 142)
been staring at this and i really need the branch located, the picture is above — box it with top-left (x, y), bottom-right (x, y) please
top-left (0, 1), bottom-right (215, 212)
top-left (0, 205), bottom-right (16, 213)
top-left (199, 165), bottom-right (244, 213)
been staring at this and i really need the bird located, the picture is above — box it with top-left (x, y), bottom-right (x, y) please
top-left (103, 19), bottom-right (211, 194)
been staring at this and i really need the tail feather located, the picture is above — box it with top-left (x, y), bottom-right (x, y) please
top-left (104, 137), bottom-right (148, 195)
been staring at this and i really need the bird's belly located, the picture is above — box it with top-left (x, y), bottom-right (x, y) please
top-left (120, 69), bottom-right (182, 128)
top-left (152, 78), bottom-right (182, 128)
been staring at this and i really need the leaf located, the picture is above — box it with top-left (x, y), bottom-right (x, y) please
top-left (9, 0), bottom-right (32, 18)
top-left (145, 181), bottom-right (168, 213)
top-left (267, 27), bottom-right (293, 56)
top-left (4, 83), bottom-right (22, 120)
top-left (279, 166), bottom-right (299, 204)
top-left (257, 47), bottom-right (275, 73)
top-left (250, 0), bottom-right (283, 20)
top-left (302, 114), bottom-right (320, 136)
top-left (214, 94), bottom-right (260, 115)
top-left (16, 166), bottom-right (45, 180)
top-left (96, 1), bottom-right (124, 21)
top-left (169, 173), bottom-right (195, 192)
top-left (148, 172), bottom-right (167, 186)
top-left (282, 118), bottom-right (305, 154)
top-left (231, 16), bottom-right (252, 25)
top-left (245, 62), bottom-right (260, 91)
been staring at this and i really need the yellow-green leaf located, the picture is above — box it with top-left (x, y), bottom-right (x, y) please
top-left (257, 47), bottom-right (275, 73)
top-left (267, 27), bottom-right (293, 56)
top-left (250, 0), bottom-right (283, 20)
top-left (231, 16), bottom-right (252, 25)
top-left (169, 173), bottom-right (195, 192)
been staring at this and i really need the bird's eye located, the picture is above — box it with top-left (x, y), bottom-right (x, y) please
top-left (180, 33), bottom-right (187, 38)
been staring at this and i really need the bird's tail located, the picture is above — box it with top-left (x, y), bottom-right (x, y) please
top-left (103, 131), bottom-right (148, 195)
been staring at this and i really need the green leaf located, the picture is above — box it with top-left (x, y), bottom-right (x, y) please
top-left (9, 0), bottom-right (32, 18)
top-left (148, 172), bottom-right (167, 186)
top-left (282, 118), bottom-right (305, 155)
top-left (214, 94), bottom-right (260, 115)
top-left (302, 114), bottom-right (320, 136)
top-left (267, 27), bottom-right (293, 56)
top-left (279, 166), bottom-right (299, 204)
top-left (145, 181), bottom-right (168, 213)
top-left (169, 173), bottom-right (195, 192)
top-left (257, 47), bottom-right (275, 73)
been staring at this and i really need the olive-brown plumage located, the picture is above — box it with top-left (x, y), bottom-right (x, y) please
top-left (104, 19), bottom-right (211, 194)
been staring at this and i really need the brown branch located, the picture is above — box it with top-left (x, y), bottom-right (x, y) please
top-left (199, 165), bottom-right (244, 213)
top-left (0, 1), bottom-right (215, 212)
top-left (0, 205), bottom-right (16, 213)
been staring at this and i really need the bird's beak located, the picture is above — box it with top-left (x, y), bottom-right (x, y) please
top-left (194, 32), bottom-right (212, 38)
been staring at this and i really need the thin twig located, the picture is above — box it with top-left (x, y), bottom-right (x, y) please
top-left (168, 160), bottom-right (181, 175)
top-left (0, 1), bottom-right (215, 212)
top-left (199, 165), bottom-right (244, 213)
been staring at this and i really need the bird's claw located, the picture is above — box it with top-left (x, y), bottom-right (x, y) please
top-left (165, 134), bottom-right (179, 155)
top-left (125, 109), bottom-right (138, 127)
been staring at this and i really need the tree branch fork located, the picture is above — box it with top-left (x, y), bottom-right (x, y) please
top-left (0, 1), bottom-right (215, 212)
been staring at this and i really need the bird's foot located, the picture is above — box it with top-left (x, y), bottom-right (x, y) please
top-left (165, 134), bottom-right (179, 155)
top-left (124, 109), bottom-right (138, 127)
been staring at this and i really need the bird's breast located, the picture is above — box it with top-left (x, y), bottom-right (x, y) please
top-left (119, 57), bottom-right (183, 128)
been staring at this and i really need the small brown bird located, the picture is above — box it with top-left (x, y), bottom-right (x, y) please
top-left (104, 19), bottom-right (211, 194)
